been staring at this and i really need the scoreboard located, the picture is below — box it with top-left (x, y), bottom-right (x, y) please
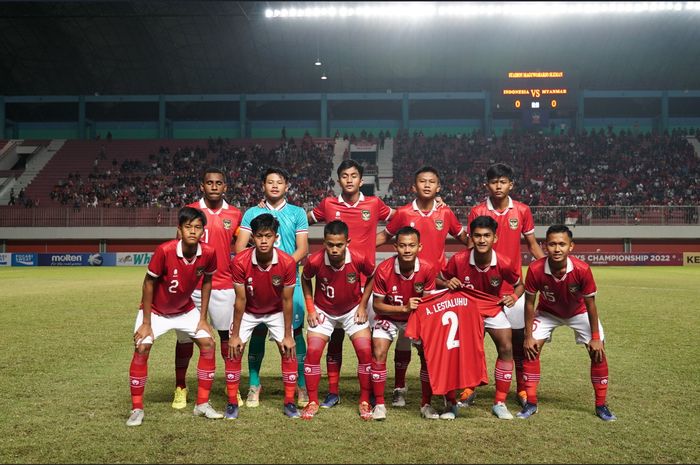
top-left (498, 70), bottom-right (577, 128)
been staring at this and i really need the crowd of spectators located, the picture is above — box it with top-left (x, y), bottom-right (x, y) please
top-left (47, 134), bottom-right (335, 210)
top-left (383, 127), bottom-right (700, 210)
top-left (31, 127), bottom-right (700, 217)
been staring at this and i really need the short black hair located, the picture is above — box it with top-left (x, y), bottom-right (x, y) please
top-left (486, 163), bottom-right (514, 182)
top-left (250, 213), bottom-right (279, 234)
top-left (178, 206), bottom-right (207, 227)
top-left (414, 165), bottom-right (440, 183)
top-left (395, 226), bottom-right (420, 242)
top-left (324, 220), bottom-right (349, 238)
top-left (263, 167), bottom-right (290, 183)
top-left (337, 159), bottom-right (363, 178)
top-left (546, 224), bottom-right (573, 240)
top-left (469, 215), bottom-right (498, 234)
top-left (202, 167), bottom-right (227, 183)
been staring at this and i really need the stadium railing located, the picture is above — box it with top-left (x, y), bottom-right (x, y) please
top-left (0, 205), bottom-right (697, 227)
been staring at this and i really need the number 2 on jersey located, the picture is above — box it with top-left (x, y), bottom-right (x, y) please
top-left (441, 310), bottom-right (460, 349)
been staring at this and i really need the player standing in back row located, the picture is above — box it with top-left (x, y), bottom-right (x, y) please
top-left (465, 162), bottom-right (545, 408)
top-left (307, 159), bottom-right (393, 408)
top-left (172, 168), bottom-right (243, 411)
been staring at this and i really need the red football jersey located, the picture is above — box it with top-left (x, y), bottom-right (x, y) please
top-left (310, 193), bottom-right (392, 268)
top-left (302, 248), bottom-right (375, 316)
top-left (385, 200), bottom-right (463, 271)
top-left (525, 256), bottom-right (597, 319)
top-left (467, 196), bottom-right (536, 271)
top-left (372, 256), bottom-right (437, 322)
top-left (144, 240), bottom-right (217, 316)
top-left (230, 247), bottom-right (297, 315)
top-left (441, 249), bottom-right (521, 297)
top-left (188, 199), bottom-right (242, 290)
top-left (405, 288), bottom-right (502, 395)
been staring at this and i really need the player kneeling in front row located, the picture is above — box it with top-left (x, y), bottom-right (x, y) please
top-left (300, 220), bottom-right (376, 420)
top-left (441, 216), bottom-right (525, 420)
top-left (370, 226), bottom-right (440, 420)
top-left (518, 224), bottom-right (617, 422)
top-left (226, 213), bottom-right (300, 419)
top-left (127, 207), bottom-right (222, 426)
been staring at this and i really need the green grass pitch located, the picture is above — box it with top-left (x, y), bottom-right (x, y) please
top-left (0, 266), bottom-right (699, 464)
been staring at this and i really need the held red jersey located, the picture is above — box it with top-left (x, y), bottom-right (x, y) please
top-left (310, 193), bottom-right (392, 267)
top-left (188, 199), bottom-right (242, 290)
top-left (467, 197), bottom-right (535, 271)
top-left (525, 256), bottom-right (597, 319)
top-left (143, 240), bottom-right (217, 316)
top-left (441, 249), bottom-right (521, 297)
top-left (230, 247), bottom-right (297, 315)
top-left (405, 288), bottom-right (503, 395)
top-left (372, 256), bottom-right (437, 322)
top-left (385, 201), bottom-right (464, 271)
top-left (302, 248), bottom-right (375, 316)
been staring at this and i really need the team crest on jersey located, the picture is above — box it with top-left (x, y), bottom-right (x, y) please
top-left (223, 219), bottom-right (232, 230)
top-left (347, 272), bottom-right (357, 284)
top-left (509, 218), bottom-right (519, 230)
top-left (568, 284), bottom-right (580, 294)
top-left (361, 210), bottom-right (371, 221)
top-left (490, 277), bottom-right (502, 287)
top-left (435, 219), bottom-right (444, 231)
top-left (196, 267), bottom-right (205, 276)
top-left (272, 275), bottom-right (282, 286)
top-left (414, 282), bottom-right (424, 293)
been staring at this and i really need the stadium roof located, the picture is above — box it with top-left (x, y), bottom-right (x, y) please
top-left (1, 1), bottom-right (700, 96)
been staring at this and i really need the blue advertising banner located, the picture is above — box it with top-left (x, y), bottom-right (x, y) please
top-left (12, 253), bottom-right (38, 266)
top-left (37, 253), bottom-right (117, 266)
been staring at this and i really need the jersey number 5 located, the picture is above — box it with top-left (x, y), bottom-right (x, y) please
top-left (442, 311), bottom-right (460, 350)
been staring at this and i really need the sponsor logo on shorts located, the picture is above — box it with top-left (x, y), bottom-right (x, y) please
top-left (509, 218), bottom-right (519, 230)
top-left (347, 272), bottom-right (357, 284)
top-left (361, 210), bottom-right (371, 221)
top-left (272, 275), bottom-right (282, 286)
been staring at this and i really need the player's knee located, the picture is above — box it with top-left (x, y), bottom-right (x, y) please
top-left (197, 337), bottom-right (216, 352)
top-left (497, 342), bottom-right (513, 360)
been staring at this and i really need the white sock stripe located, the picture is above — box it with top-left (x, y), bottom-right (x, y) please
top-left (224, 372), bottom-right (241, 382)
top-left (304, 365), bottom-right (322, 375)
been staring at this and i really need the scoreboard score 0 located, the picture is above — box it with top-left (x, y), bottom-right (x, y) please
top-left (501, 71), bottom-right (572, 110)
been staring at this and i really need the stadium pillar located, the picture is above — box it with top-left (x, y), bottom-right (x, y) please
top-left (240, 94), bottom-right (247, 138)
top-left (78, 96), bottom-right (86, 140)
top-left (484, 92), bottom-right (493, 135)
top-left (661, 91), bottom-right (669, 134)
top-left (158, 95), bottom-right (167, 138)
top-left (0, 97), bottom-right (4, 139)
top-left (576, 92), bottom-right (585, 135)
top-left (402, 93), bottom-right (409, 131)
top-left (321, 93), bottom-right (328, 137)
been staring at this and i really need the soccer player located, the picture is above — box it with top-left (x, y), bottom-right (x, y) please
top-left (370, 226), bottom-right (438, 420)
top-left (517, 224), bottom-right (617, 422)
top-left (226, 213), bottom-right (300, 419)
top-left (465, 162), bottom-right (545, 408)
top-left (307, 159), bottom-right (393, 408)
top-left (234, 167), bottom-right (309, 408)
top-left (375, 165), bottom-right (468, 407)
top-left (442, 215), bottom-right (524, 420)
top-left (172, 167), bottom-right (243, 410)
top-left (299, 220), bottom-right (375, 420)
top-left (126, 207), bottom-right (222, 426)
